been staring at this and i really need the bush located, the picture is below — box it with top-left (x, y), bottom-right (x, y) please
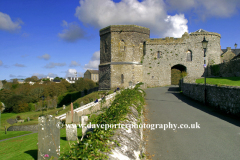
top-left (73, 102), bottom-right (79, 109)
top-left (16, 116), bottom-right (21, 120)
top-left (58, 91), bottom-right (81, 107)
top-left (28, 103), bottom-right (35, 111)
top-left (84, 89), bottom-right (88, 96)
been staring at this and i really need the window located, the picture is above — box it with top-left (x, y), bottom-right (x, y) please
top-left (157, 51), bottom-right (160, 58)
top-left (152, 76), bottom-right (154, 79)
top-left (120, 40), bottom-right (125, 52)
top-left (186, 50), bottom-right (192, 61)
top-left (121, 74), bottom-right (124, 83)
top-left (105, 41), bottom-right (108, 53)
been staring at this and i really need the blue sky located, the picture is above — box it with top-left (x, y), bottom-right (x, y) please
top-left (0, 0), bottom-right (240, 80)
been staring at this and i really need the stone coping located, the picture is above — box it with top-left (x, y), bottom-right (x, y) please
top-left (55, 92), bottom-right (119, 120)
top-left (99, 62), bottom-right (142, 66)
top-left (100, 25), bottom-right (150, 36)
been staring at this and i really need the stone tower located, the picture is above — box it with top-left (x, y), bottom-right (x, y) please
top-left (99, 25), bottom-right (150, 90)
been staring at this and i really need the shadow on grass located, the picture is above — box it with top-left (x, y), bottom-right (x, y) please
top-left (167, 86), bottom-right (240, 127)
top-left (24, 149), bottom-right (38, 160)
top-left (60, 137), bottom-right (67, 141)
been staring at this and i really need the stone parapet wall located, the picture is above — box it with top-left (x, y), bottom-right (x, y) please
top-left (180, 82), bottom-right (240, 116)
top-left (56, 91), bottom-right (118, 120)
top-left (7, 125), bottom-right (38, 131)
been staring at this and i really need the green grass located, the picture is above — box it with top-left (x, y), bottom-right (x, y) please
top-left (0, 131), bottom-right (32, 140)
top-left (196, 77), bottom-right (240, 86)
top-left (0, 128), bottom-right (82, 160)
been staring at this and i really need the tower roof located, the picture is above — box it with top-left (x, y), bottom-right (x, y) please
top-left (194, 29), bottom-right (209, 33)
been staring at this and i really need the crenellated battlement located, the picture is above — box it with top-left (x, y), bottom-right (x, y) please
top-left (100, 25), bottom-right (150, 36)
top-left (145, 32), bottom-right (190, 45)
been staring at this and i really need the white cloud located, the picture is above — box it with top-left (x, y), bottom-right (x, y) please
top-left (0, 60), bottom-right (2, 66)
top-left (164, 14), bottom-right (188, 37)
top-left (38, 54), bottom-right (51, 60)
top-left (70, 61), bottom-right (81, 67)
top-left (44, 62), bottom-right (66, 69)
top-left (47, 73), bottom-right (58, 78)
top-left (32, 73), bottom-right (58, 79)
top-left (22, 33), bottom-right (29, 37)
top-left (75, 0), bottom-right (188, 37)
top-left (65, 69), bottom-right (78, 77)
top-left (9, 74), bottom-right (16, 78)
top-left (62, 20), bottom-right (68, 27)
top-left (14, 63), bottom-right (26, 67)
top-left (17, 75), bottom-right (26, 77)
top-left (21, 54), bottom-right (29, 58)
top-left (0, 12), bottom-right (23, 32)
top-left (84, 51), bottom-right (100, 70)
top-left (32, 73), bottom-right (46, 79)
top-left (58, 20), bottom-right (86, 42)
top-left (166, 0), bottom-right (240, 19)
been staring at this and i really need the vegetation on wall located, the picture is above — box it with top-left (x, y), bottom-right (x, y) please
top-left (211, 64), bottom-right (220, 76)
top-left (60, 83), bottom-right (145, 160)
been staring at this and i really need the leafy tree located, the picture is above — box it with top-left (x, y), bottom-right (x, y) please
top-left (2, 80), bottom-right (7, 85)
top-left (54, 77), bottom-right (61, 80)
top-left (25, 76), bottom-right (39, 82)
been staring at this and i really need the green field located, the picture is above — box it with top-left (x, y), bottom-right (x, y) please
top-left (196, 77), bottom-right (240, 86)
top-left (0, 131), bottom-right (32, 140)
top-left (0, 128), bottom-right (82, 160)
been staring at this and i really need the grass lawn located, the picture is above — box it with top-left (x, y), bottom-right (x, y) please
top-left (196, 77), bottom-right (240, 86)
top-left (0, 128), bottom-right (82, 160)
top-left (0, 131), bottom-right (32, 140)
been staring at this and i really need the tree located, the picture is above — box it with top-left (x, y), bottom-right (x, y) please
top-left (2, 80), bottom-right (7, 85)
top-left (25, 76), bottom-right (39, 82)
top-left (54, 77), bottom-right (61, 80)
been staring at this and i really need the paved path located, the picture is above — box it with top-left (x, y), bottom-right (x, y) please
top-left (144, 86), bottom-right (240, 160)
top-left (0, 132), bottom-right (37, 142)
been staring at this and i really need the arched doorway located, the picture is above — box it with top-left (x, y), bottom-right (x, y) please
top-left (171, 64), bottom-right (187, 85)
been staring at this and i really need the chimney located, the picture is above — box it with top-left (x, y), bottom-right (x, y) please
top-left (227, 47), bottom-right (231, 51)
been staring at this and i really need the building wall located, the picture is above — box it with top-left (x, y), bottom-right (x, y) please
top-left (99, 25), bottom-right (149, 90)
top-left (99, 65), bottom-right (111, 90)
top-left (221, 47), bottom-right (236, 62)
top-left (84, 71), bottom-right (91, 80)
top-left (142, 32), bottom-right (221, 87)
top-left (99, 25), bottom-right (222, 89)
top-left (91, 74), bottom-right (99, 82)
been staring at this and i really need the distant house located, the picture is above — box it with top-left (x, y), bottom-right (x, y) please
top-left (18, 80), bottom-right (25, 84)
top-left (0, 81), bottom-right (3, 90)
top-left (65, 77), bottom-right (81, 83)
top-left (53, 79), bottom-right (61, 83)
top-left (221, 47), bottom-right (240, 62)
top-left (84, 70), bottom-right (99, 82)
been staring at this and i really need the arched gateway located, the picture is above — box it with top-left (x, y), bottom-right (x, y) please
top-left (171, 64), bottom-right (187, 85)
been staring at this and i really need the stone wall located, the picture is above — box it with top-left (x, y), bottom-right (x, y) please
top-left (99, 65), bottom-right (111, 90)
top-left (99, 25), bottom-right (150, 90)
top-left (221, 47), bottom-right (236, 63)
top-left (7, 125), bottom-right (38, 131)
top-left (210, 59), bottom-right (240, 77)
top-left (180, 82), bottom-right (240, 116)
top-left (143, 31), bottom-right (221, 87)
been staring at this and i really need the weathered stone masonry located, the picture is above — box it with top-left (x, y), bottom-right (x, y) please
top-left (180, 82), bottom-right (240, 116)
top-left (99, 25), bottom-right (222, 90)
